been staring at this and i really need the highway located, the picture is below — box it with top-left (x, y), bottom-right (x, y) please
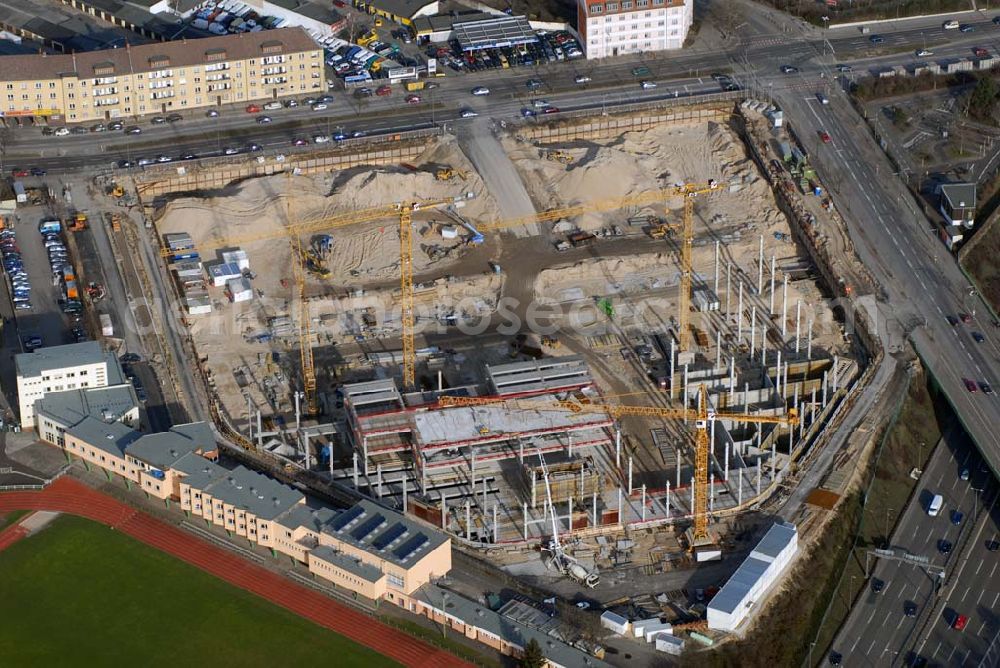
top-left (832, 430), bottom-right (999, 666)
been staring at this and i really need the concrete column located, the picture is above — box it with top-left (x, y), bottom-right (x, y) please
top-left (519, 440), bottom-right (524, 463)
top-left (441, 496), bottom-right (447, 528)
top-left (247, 394), bottom-right (253, 444)
top-left (738, 282), bottom-right (744, 339)
top-left (402, 476), bottom-right (408, 513)
top-left (833, 355), bottom-right (840, 392)
top-left (470, 450), bottom-right (476, 494)
top-left (592, 491), bottom-right (598, 527)
top-left (710, 418), bottom-right (717, 459)
top-left (256, 411), bottom-right (263, 450)
top-left (362, 437), bottom-right (369, 477)
top-left (783, 362), bottom-right (789, 401)
top-left (523, 503), bottom-right (528, 540)
top-left (800, 401), bottom-right (807, 443)
top-left (781, 275), bottom-right (789, 337)
top-left (715, 330), bottom-right (722, 370)
top-left (807, 319), bottom-right (814, 360)
top-left (738, 468), bottom-right (743, 505)
top-left (710, 475), bottom-right (715, 512)
top-left (761, 334), bottom-right (767, 367)
top-left (775, 350), bottom-right (782, 401)
top-left (666, 480), bottom-right (671, 517)
top-left (690, 476), bottom-right (696, 510)
top-left (628, 456), bottom-right (633, 495)
top-left (580, 466), bottom-right (586, 498)
top-left (377, 464), bottom-right (383, 498)
top-left (294, 392), bottom-right (301, 432)
top-left (493, 503), bottom-right (498, 543)
top-left (769, 255), bottom-right (776, 314)
top-left (714, 240), bottom-right (720, 295)
top-left (795, 300), bottom-right (802, 354)
top-left (568, 433), bottom-right (573, 457)
top-left (352, 452), bottom-right (359, 488)
top-left (729, 357), bottom-right (736, 403)
top-left (641, 484), bottom-right (647, 522)
top-left (822, 371), bottom-right (829, 408)
top-left (744, 382), bottom-right (750, 420)
top-left (615, 428), bottom-right (622, 468)
top-left (683, 364), bottom-right (690, 412)
top-left (724, 442), bottom-right (730, 481)
top-left (726, 261), bottom-right (732, 318)
top-left (676, 453), bottom-right (681, 489)
top-left (757, 234), bottom-right (764, 294)
top-left (482, 477), bottom-right (487, 512)
top-left (568, 497), bottom-right (573, 532)
top-left (466, 500), bottom-right (471, 541)
top-left (750, 306), bottom-right (756, 359)
top-left (532, 471), bottom-right (537, 508)
top-left (771, 443), bottom-right (777, 477)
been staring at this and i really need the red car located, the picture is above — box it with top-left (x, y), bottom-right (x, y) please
top-left (819, 131), bottom-right (832, 143)
top-left (11, 168), bottom-right (29, 178)
top-left (245, 104), bottom-right (262, 113)
top-left (405, 94), bottom-right (421, 104)
top-left (376, 85), bottom-right (392, 96)
top-left (542, 106), bottom-right (560, 114)
top-left (964, 378), bottom-right (978, 393)
top-left (960, 313), bottom-right (973, 324)
top-left (974, 47), bottom-right (989, 57)
top-left (953, 614), bottom-right (969, 631)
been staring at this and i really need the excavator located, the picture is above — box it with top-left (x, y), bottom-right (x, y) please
top-left (546, 150), bottom-right (574, 165)
top-left (435, 166), bottom-right (467, 181)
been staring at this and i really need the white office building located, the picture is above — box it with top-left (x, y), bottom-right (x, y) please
top-left (14, 342), bottom-right (124, 426)
top-left (576, 0), bottom-right (693, 59)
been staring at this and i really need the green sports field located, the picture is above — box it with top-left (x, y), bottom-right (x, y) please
top-left (0, 515), bottom-right (398, 667)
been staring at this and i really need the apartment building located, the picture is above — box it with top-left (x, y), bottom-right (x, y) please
top-left (14, 341), bottom-right (123, 425)
top-left (0, 27), bottom-right (323, 124)
top-left (576, 0), bottom-right (692, 59)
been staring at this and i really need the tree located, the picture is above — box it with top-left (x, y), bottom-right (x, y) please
top-left (520, 637), bottom-right (546, 668)
top-left (967, 76), bottom-right (999, 124)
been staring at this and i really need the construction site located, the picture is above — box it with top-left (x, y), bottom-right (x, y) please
top-left (124, 96), bottom-right (865, 650)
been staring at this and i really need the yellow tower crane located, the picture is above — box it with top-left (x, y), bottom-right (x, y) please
top-left (669, 181), bottom-right (722, 352)
top-left (438, 385), bottom-right (797, 544)
top-left (288, 227), bottom-right (318, 416)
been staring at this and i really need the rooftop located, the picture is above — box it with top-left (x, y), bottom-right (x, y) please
top-left (171, 451), bottom-right (227, 489)
top-left (322, 498), bottom-right (448, 569)
top-left (751, 521), bottom-right (797, 562)
top-left (366, 0), bottom-right (438, 20)
top-left (125, 423), bottom-right (215, 470)
top-left (486, 356), bottom-right (592, 396)
top-left (413, 11), bottom-right (493, 33)
top-left (940, 183), bottom-right (977, 209)
top-left (453, 15), bottom-right (538, 52)
top-left (35, 384), bottom-right (138, 427)
top-left (412, 401), bottom-right (611, 447)
top-left (276, 503), bottom-right (338, 532)
top-left (203, 465), bottom-right (305, 520)
top-left (65, 416), bottom-right (141, 457)
top-left (268, 0), bottom-right (343, 24)
top-left (0, 27), bottom-right (319, 82)
top-left (344, 379), bottom-right (403, 411)
top-left (310, 545), bottom-right (386, 583)
top-left (16, 341), bottom-right (106, 379)
top-left (417, 584), bottom-right (611, 668)
top-left (709, 522), bottom-right (797, 617)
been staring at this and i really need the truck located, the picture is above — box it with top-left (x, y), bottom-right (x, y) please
top-left (170, 251), bottom-right (200, 263)
top-left (928, 493), bottom-right (943, 517)
top-left (13, 181), bottom-right (26, 204)
top-left (65, 280), bottom-right (79, 301)
top-left (100, 313), bottom-right (114, 338)
top-left (39, 219), bottom-right (62, 234)
top-left (568, 231), bottom-right (597, 247)
top-left (405, 81), bottom-right (425, 92)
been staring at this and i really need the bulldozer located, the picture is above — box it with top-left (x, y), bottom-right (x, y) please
top-left (66, 212), bottom-right (88, 232)
top-left (301, 247), bottom-right (331, 279)
top-left (546, 150), bottom-right (574, 165)
top-left (108, 183), bottom-right (124, 198)
top-left (435, 166), bottom-right (467, 181)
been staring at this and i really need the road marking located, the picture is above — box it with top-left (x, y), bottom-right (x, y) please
top-left (976, 560), bottom-right (984, 575)
top-left (962, 585), bottom-right (970, 602)
top-left (991, 563), bottom-right (998, 579)
top-left (993, 591), bottom-right (999, 607)
top-left (867, 638), bottom-right (877, 655)
top-left (945, 646), bottom-right (957, 664)
top-left (849, 634), bottom-right (861, 653)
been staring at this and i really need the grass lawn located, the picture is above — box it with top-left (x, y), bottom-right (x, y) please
top-left (0, 515), bottom-right (399, 667)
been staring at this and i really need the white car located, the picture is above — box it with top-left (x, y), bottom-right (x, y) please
top-left (263, 101), bottom-right (282, 110)
top-left (224, 147), bottom-right (240, 155)
top-left (54, 127), bottom-right (71, 136)
top-left (532, 99), bottom-right (551, 108)
top-left (471, 86), bottom-right (490, 96)
top-left (916, 49), bottom-right (933, 57)
top-left (574, 74), bottom-right (592, 84)
top-left (313, 135), bottom-right (330, 144)
top-left (460, 108), bottom-right (478, 118)
top-left (312, 103), bottom-right (328, 111)
top-left (640, 80), bottom-right (657, 89)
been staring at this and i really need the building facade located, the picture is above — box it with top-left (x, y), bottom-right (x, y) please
top-left (15, 341), bottom-right (122, 425)
top-left (0, 27), bottom-right (323, 124)
top-left (576, 0), bottom-right (692, 59)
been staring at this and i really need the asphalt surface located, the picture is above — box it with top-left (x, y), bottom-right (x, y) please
top-left (833, 431), bottom-right (999, 666)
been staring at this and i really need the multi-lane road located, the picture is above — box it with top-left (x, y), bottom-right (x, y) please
top-left (833, 430), bottom-right (999, 666)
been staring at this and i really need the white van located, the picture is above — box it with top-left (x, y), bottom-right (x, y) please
top-left (943, 20), bottom-right (960, 30)
top-left (928, 494), bottom-right (944, 516)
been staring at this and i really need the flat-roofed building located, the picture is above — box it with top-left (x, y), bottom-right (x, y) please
top-left (35, 383), bottom-right (140, 445)
top-left (576, 0), bottom-right (692, 59)
top-left (0, 27), bottom-right (323, 123)
top-left (15, 341), bottom-right (123, 426)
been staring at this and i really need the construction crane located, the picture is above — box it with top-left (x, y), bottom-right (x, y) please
top-left (670, 181), bottom-right (722, 352)
top-left (537, 447), bottom-right (600, 587)
top-left (438, 385), bottom-right (797, 545)
top-left (289, 233), bottom-right (318, 416)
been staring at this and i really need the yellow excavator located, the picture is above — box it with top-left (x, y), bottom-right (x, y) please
top-left (435, 166), bottom-right (467, 181)
top-left (546, 150), bottom-right (574, 165)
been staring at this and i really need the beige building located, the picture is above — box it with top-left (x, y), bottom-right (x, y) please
top-left (0, 27), bottom-right (323, 124)
top-left (15, 341), bottom-right (122, 425)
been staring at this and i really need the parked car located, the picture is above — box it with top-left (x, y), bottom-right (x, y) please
top-left (311, 103), bottom-right (328, 111)
top-left (205, 109), bottom-right (220, 118)
top-left (953, 613), bottom-right (969, 631)
top-left (150, 116), bottom-right (167, 125)
top-left (263, 101), bottom-right (282, 111)
top-left (313, 135), bottom-right (330, 144)
top-left (246, 104), bottom-right (262, 113)
top-left (284, 98), bottom-right (299, 107)
top-left (376, 85), bottom-right (392, 96)
top-left (125, 126), bottom-right (142, 135)
top-left (108, 121), bottom-right (124, 131)
top-left (54, 127), bottom-right (71, 136)
top-left (405, 94), bottom-right (421, 104)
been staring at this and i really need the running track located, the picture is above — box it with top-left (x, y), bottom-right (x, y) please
top-left (0, 477), bottom-right (470, 668)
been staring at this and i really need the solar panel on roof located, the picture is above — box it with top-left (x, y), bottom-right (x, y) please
top-left (350, 513), bottom-right (386, 541)
top-left (392, 534), bottom-right (428, 561)
top-left (372, 523), bottom-right (407, 550)
top-left (330, 505), bottom-right (365, 531)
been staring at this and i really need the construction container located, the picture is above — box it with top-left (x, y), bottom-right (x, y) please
top-left (643, 622), bottom-right (673, 642)
top-left (633, 617), bottom-right (663, 638)
top-left (440, 225), bottom-right (458, 239)
top-left (600, 611), bottom-right (630, 635)
top-left (184, 295), bottom-right (213, 315)
top-left (226, 277), bottom-right (253, 303)
top-left (208, 262), bottom-right (242, 287)
top-left (655, 634), bottom-right (685, 655)
top-left (165, 232), bottom-right (194, 251)
top-left (100, 313), bottom-right (114, 337)
top-left (173, 262), bottom-right (203, 279)
top-left (221, 248), bottom-right (250, 270)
